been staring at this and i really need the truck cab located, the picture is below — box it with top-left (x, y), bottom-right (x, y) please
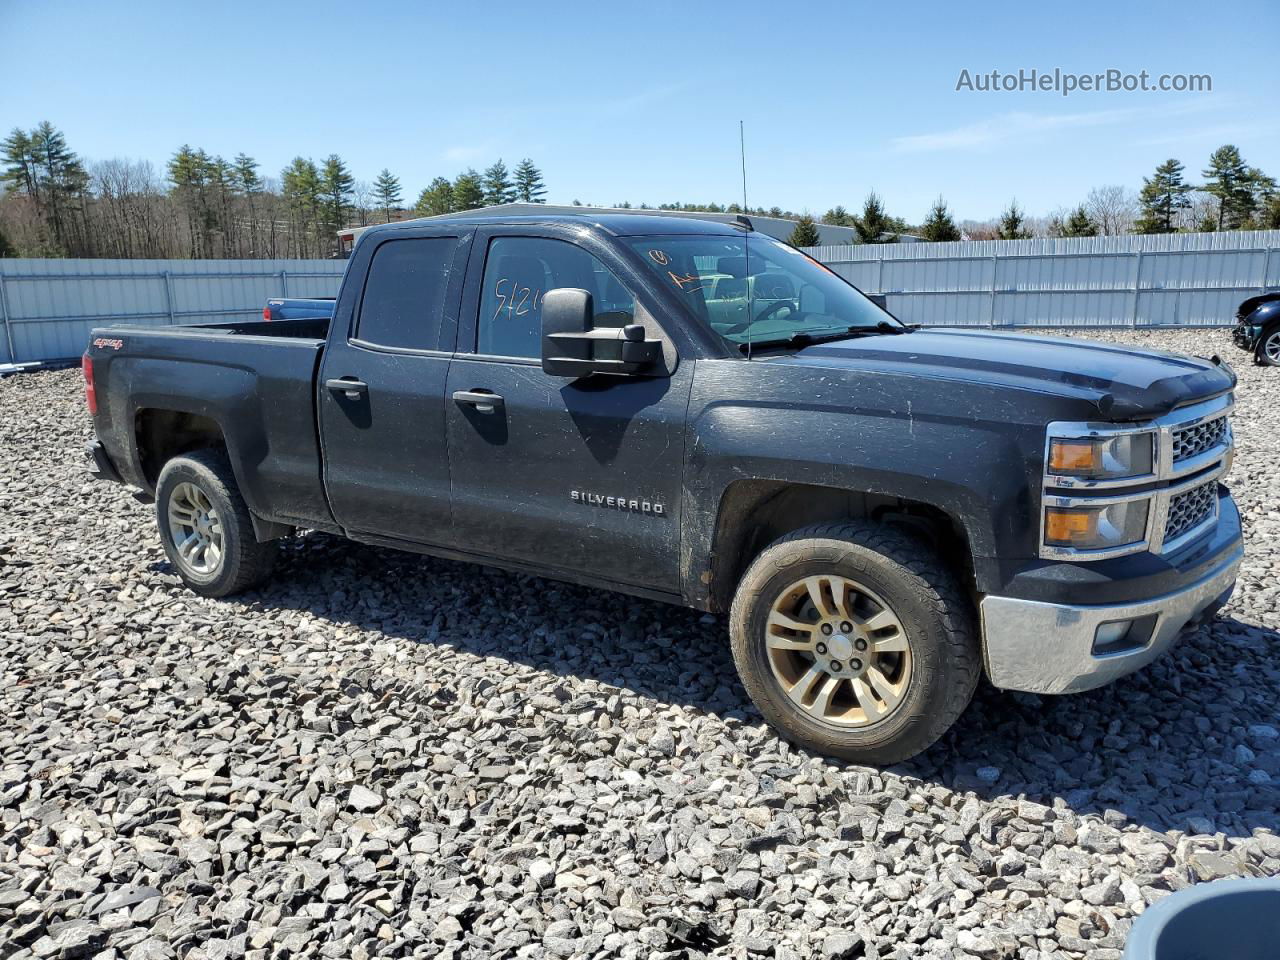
top-left (84, 214), bottom-right (1243, 764)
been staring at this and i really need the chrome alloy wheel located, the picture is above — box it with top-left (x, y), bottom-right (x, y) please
top-left (1265, 330), bottom-right (1280, 364)
top-left (765, 574), bottom-right (912, 728)
top-left (166, 481), bottom-right (224, 575)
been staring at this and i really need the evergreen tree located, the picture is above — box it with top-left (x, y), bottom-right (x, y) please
top-left (1243, 167), bottom-right (1278, 227)
top-left (854, 192), bottom-right (895, 243)
top-left (169, 145), bottom-right (217, 256)
top-left (822, 205), bottom-right (854, 227)
top-left (513, 158), bottom-right (546, 203)
top-left (1134, 159), bottom-right (1192, 234)
top-left (1259, 194), bottom-right (1280, 231)
top-left (4, 122), bottom-right (88, 252)
top-left (1061, 205), bottom-right (1097, 237)
top-left (415, 177), bottom-right (455, 216)
top-left (482, 160), bottom-right (514, 206)
top-left (1, 128), bottom-right (38, 200)
top-left (1202, 145), bottom-right (1256, 230)
top-left (232, 154), bottom-right (261, 194)
top-left (997, 200), bottom-right (1030, 239)
top-left (320, 154), bottom-right (354, 236)
top-left (787, 214), bottom-right (821, 248)
top-left (281, 157), bottom-right (323, 256)
top-left (453, 169), bottom-right (485, 210)
top-left (919, 196), bottom-right (960, 242)
top-left (373, 168), bottom-right (402, 222)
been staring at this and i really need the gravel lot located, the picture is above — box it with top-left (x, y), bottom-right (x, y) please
top-left (1, 328), bottom-right (1277, 960)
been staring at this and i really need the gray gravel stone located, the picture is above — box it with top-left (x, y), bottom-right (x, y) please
top-left (2, 328), bottom-right (1278, 960)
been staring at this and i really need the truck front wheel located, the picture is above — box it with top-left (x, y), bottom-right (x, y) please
top-left (155, 450), bottom-right (277, 597)
top-left (729, 522), bottom-right (979, 764)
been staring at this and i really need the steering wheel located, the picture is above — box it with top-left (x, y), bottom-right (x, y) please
top-left (720, 299), bottom-right (800, 335)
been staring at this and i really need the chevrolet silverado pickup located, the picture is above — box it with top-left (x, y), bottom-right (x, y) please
top-left (83, 214), bottom-right (1243, 763)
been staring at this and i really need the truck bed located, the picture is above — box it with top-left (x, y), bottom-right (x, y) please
top-left (86, 319), bottom-right (334, 530)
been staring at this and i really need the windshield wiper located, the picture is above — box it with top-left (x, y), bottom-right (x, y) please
top-left (739, 321), bottom-right (909, 353)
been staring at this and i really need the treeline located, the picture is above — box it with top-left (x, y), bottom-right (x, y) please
top-left (4, 121), bottom-right (1279, 258)
top-left (803, 144), bottom-right (1280, 245)
top-left (0, 122), bottom-right (548, 259)
top-left (613, 144), bottom-right (1280, 246)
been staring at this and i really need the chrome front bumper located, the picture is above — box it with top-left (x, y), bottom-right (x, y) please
top-left (980, 545), bottom-right (1243, 694)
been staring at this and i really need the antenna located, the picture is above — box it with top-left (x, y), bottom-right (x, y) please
top-left (740, 120), bottom-right (753, 360)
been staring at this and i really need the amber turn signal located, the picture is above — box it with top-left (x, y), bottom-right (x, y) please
top-left (1044, 507), bottom-right (1098, 545)
top-left (1048, 440), bottom-right (1101, 474)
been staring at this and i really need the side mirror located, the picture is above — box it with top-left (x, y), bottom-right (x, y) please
top-left (541, 288), bottom-right (662, 378)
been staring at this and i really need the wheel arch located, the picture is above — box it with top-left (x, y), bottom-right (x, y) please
top-left (134, 407), bottom-right (229, 490)
top-left (704, 478), bottom-right (977, 615)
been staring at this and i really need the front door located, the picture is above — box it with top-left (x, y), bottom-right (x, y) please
top-left (319, 231), bottom-right (467, 546)
top-left (445, 231), bottom-right (691, 593)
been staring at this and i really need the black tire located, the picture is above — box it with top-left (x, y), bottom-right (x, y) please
top-left (1256, 327), bottom-right (1280, 367)
top-left (729, 521), bottom-right (979, 764)
top-left (155, 449), bottom-right (277, 597)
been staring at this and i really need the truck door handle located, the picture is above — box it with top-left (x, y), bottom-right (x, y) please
top-left (326, 378), bottom-right (368, 399)
top-left (452, 389), bottom-right (503, 414)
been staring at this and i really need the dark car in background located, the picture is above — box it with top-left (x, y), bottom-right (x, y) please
top-left (1231, 291), bottom-right (1280, 365)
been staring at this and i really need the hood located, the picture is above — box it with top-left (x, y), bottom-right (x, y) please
top-left (767, 329), bottom-right (1234, 420)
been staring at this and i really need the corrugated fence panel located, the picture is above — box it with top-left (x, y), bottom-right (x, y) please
top-left (3, 235), bottom-right (1279, 364)
top-left (809, 230), bottom-right (1280, 330)
top-left (0, 259), bottom-right (346, 365)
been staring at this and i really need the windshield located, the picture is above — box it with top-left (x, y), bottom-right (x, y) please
top-left (624, 233), bottom-right (897, 347)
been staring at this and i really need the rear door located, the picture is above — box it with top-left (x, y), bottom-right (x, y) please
top-left (444, 227), bottom-right (692, 593)
top-left (319, 229), bottom-right (469, 545)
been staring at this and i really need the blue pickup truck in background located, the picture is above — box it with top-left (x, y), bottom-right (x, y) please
top-left (263, 297), bottom-right (335, 322)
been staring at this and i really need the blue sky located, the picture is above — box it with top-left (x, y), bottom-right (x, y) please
top-left (2, 0), bottom-right (1277, 223)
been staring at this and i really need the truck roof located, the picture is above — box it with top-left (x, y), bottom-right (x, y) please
top-left (358, 213), bottom-right (745, 241)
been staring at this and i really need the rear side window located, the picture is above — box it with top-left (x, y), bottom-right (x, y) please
top-left (356, 237), bottom-right (458, 349)
top-left (477, 236), bottom-right (634, 358)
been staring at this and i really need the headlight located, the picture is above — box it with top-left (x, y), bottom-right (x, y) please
top-left (1048, 433), bottom-right (1154, 480)
top-left (1044, 499), bottom-right (1149, 551)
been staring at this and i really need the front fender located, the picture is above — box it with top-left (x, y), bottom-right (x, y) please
top-left (679, 368), bottom-right (1043, 607)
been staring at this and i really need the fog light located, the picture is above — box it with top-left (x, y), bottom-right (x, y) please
top-left (1093, 619), bottom-right (1134, 654)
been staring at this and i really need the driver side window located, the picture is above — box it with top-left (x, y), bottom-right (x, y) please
top-left (477, 237), bottom-right (635, 358)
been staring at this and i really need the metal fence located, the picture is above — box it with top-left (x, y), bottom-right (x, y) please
top-left (804, 230), bottom-right (1280, 329)
top-left (2, 230), bottom-right (1278, 366)
top-left (0, 258), bottom-right (345, 366)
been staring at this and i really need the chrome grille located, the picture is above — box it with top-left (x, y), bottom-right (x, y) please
top-left (1172, 416), bottom-right (1227, 463)
top-left (1165, 481), bottom-right (1216, 544)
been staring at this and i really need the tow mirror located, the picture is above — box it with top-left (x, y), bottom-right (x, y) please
top-left (541, 288), bottom-right (662, 378)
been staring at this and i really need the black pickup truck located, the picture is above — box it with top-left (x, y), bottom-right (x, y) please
top-left (83, 214), bottom-right (1243, 763)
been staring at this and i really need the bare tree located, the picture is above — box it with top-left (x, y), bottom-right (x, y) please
top-left (351, 180), bottom-right (374, 228)
top-left (1084, 185), bottom-right (1138, 235)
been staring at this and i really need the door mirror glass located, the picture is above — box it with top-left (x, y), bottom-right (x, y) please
top-left (541, 288), bottom-right (661, 378)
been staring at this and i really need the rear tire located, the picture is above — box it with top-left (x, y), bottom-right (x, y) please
top-left (155, 449), bottom-right (277, 597)
top-left (729, 521), bottom-right (979, 764)
top-left (1256, 327), bottom-right (1280, 367)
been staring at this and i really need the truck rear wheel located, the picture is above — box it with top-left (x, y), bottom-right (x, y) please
top-left (729, 522), bottom-right (979, 764)
top-left (155, 450), bottom-right (277, 597)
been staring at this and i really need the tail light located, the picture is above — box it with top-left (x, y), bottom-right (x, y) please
top-left (82, 354), bottom-right (98, 414)
top-left (263, 305), bottom-right (272, 321)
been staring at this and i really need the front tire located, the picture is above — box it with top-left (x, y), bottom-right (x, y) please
top-left (155, 450), bottom-right (277, 597)
top-left (729, 522), bottom-right (979, 764)
top-left (1256, 327), bottom-right (1280, 367)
